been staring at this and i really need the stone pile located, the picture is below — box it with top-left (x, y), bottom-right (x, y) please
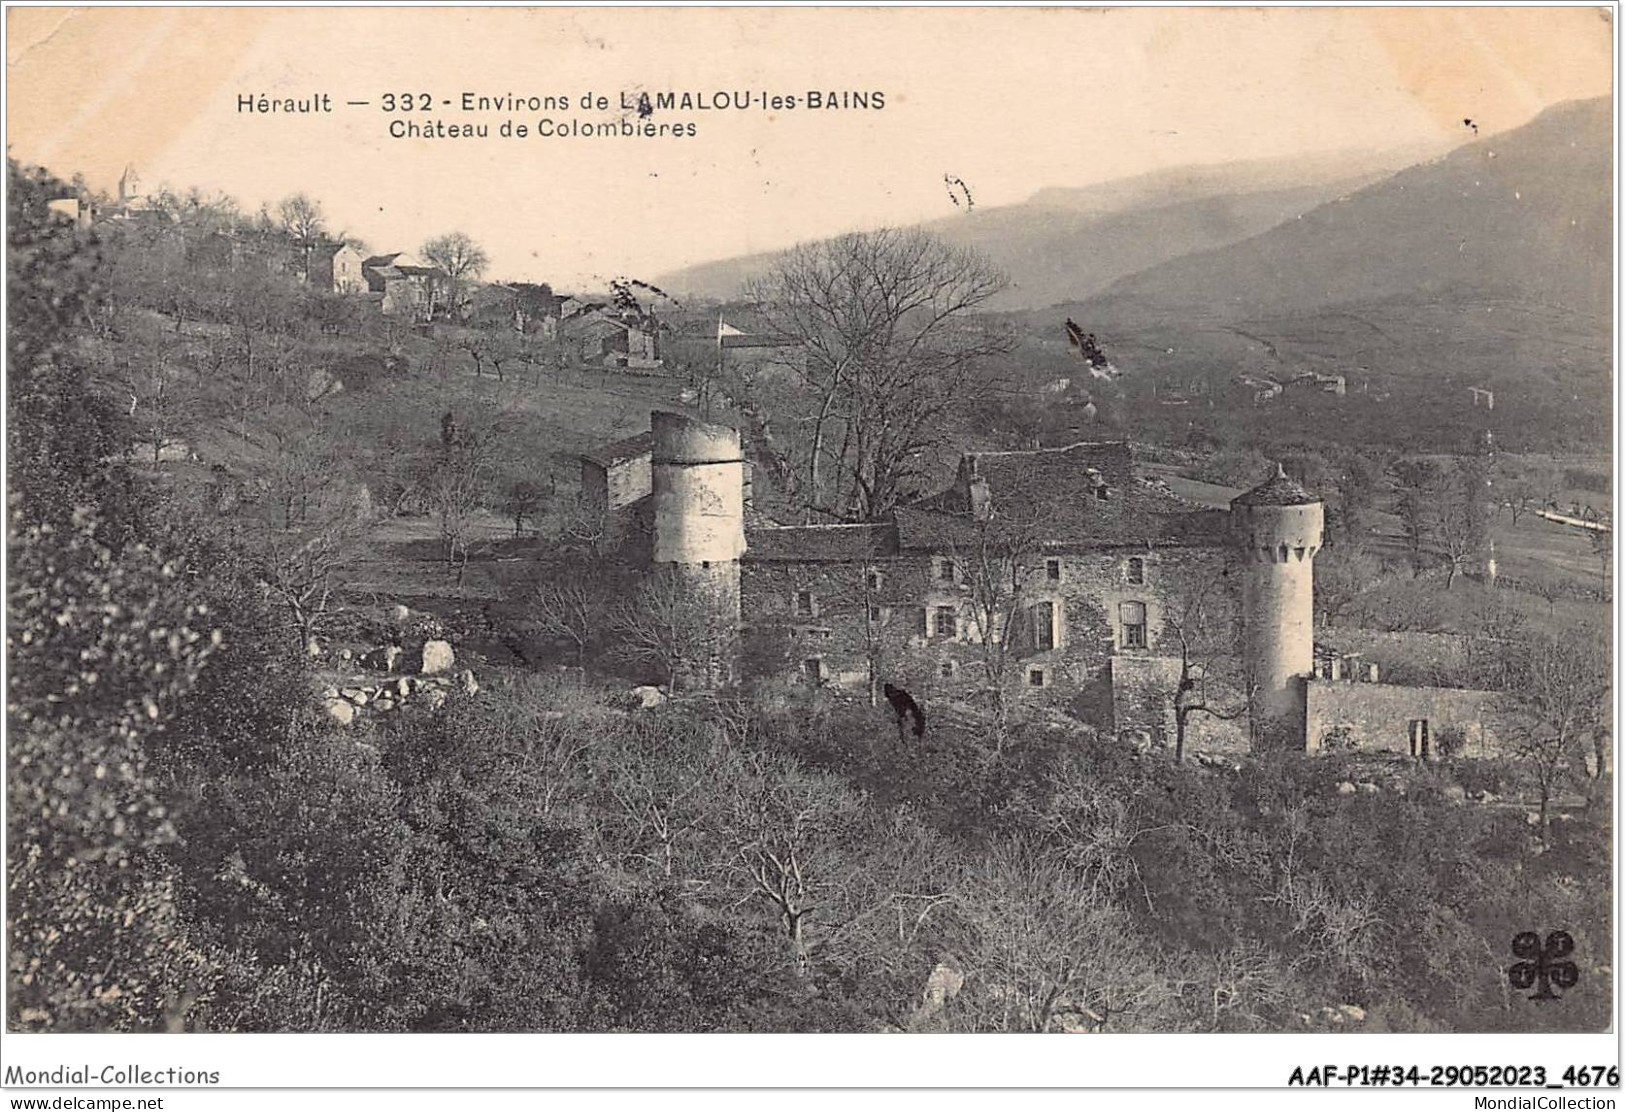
top-left (1298, 1004), bottom-right (1367, 1028)
top-left (321, 623), bottom-right (478, 726)
top-left (323, 666), bottom-right (479, 726)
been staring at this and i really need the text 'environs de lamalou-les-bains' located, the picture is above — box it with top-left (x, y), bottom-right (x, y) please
top-left (235, 90), bottom-right (886, 115)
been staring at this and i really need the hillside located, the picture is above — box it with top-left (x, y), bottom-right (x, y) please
top-left (1039, 98), bottom-right (1613, 451)
top-left (1081, 97), bottom-right (1612, 320)
top-left (656, 145), bottom-right (1442, 309)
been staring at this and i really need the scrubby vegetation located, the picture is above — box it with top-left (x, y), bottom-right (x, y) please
top-left (7, 160), bottom-right (1611, 1034)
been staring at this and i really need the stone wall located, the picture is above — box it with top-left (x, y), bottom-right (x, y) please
top-left (1110, 655), bottom-right (1248, 753)
top-left (1305, 680), bottom-right (1509, 759)
top-left (581, 458), bottom-right (653, 548)
top-left (740, 542), bottom-right (1235, 731)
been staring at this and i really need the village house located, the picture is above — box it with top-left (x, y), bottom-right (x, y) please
top-left (307, 242), bottom-right (366, 294)
top-left (561, 305), bottom-right (661, 368)
top-left (363, 251), bottom-right (443, 319)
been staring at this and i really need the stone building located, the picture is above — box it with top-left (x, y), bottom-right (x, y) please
top-left (579, 431), bottom-right (655, 551)
top-left (308, 242), bottom-right (366, 294)
top-left (581, 410), bottom-right (1508, 758)
top-left (362, 252), bottom-right (442, 319)
top-left (742, 441), bottom-right (1240, 744)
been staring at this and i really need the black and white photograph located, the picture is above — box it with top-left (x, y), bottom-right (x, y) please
top-left (2, 3), bottom-right (1618, 1103)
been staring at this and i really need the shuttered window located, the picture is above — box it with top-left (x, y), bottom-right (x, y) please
top-left (1033, 601), bottom-right (1057, 651)
top-left (1120, 601), bottom-right (1147, 650)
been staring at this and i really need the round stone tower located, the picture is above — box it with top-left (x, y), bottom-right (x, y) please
top-left (1230, 464), bottom-right (1323, 748)
top-left (650, 410), bottom-right (746, 617)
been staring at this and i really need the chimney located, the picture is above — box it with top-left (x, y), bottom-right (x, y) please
top-left (961, 455), bottom-right (993, 520)
top-left (969, 474), bottom-right (992, 520)
top-left (1329, 657), bottom-right (1341, 682)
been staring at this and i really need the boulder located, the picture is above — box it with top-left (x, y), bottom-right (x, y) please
top-left (630, 684), bottom-right (668, 710)
top-left (921, 960), bottom-right (964, 1010)
top-left (360, 645), bottom-right (402, 673)
top-left (374, 697), bottom-right (396, 712)
top-left (391, 604), bottom-right (413, 625)
top-left (1339, 1004), bottom-right (1366, 1023)
top-left (1336, 781), bottom-right (1356, 795)
top-left (420, 640), bottom-right (455, 675)
top-left (396, 677), bottom-right (413, 698)
top-left (339, 648), bottom-right (354, 662)
top-left (325, 699), bottom-right (355, 726)
top-left (305, 637), bottom-right (324, 659)
top-left (342, 688), bottom-right (369, 706)
top-left (460, 669), bottom-right (480, 696)
top-left (322, 686), bottom-right (340, 700)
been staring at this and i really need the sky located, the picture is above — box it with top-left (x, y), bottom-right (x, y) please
top-left (5, 5), bottom-right (1614, 289)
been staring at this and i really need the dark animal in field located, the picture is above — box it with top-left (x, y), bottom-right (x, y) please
top-left (883, 682), bottom-right (926, 741)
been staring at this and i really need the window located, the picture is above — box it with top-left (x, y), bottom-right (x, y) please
top-left (1045, 558), bottom-right (1062, 583)
top-left (794, 590), bottom-right (816, 618)
top-left (801, 658), bottom-right (825, 685)
top-left (934, 556), bottom-right (956, 584)
top-left (1126, 557), bottom-right (1145, 585)
top-left (1119, 601), bottom-right (1147, 650)
top-left (933, 605), bottom-right (958, 639)
top-left (1028, 667), bottom-right (1047, 688)
top-left (867, 569), bottom-right (885, 592)
top-left (939, 660), bottom-right (957, 680)
top-left (1095, 485), bottom-right (1109, 502)
top-left (1033, 600), bottom-right (1057, 652)
top-left (868, 604), bottom-right (886, 624)
top-left (1408, 719), bottom-right (1431, 760)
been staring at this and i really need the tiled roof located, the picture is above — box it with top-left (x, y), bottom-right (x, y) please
top-left (745, 522), bottom-right (897, 562)
top-left (896, 441), bottom-right (1217, 548)
top-left (1232, 464), bottom-right (1319, 507)
top-left (580, 431), bottom-right (655, 469)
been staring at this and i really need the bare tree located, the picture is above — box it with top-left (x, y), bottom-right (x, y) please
top-left (1504, 475), bottom-right (1540, 525)
top-left (595, 716), bottom-right (745, 882)
top-left (524, 578), bottom-right (600, 667)
top-left (723, 752), bottom-right (874, 980)
top-left (257, 503), bottom-right (367, 651)
top-left (1506, 630), bottom-right (1610, 826)
top-left (942, 839), bottom-right (1171, 1032)
top-left (1590, 528), bottom-right (1612, 578)
top-left (744, 228), bottom-right (1010, 519)
top-left (1313, 543), bottom-right (1385, 627)
top-left (419, 417), bottom-right (497, 586)
top-left (1394, 457), bottom-right (1489, 588)
top-left (505, 478), bottom-right (548, 538)
top-left (949, 507), bottom-right (1049, 751)
top-left (610, 568), bottom-right (738, 693)
top-left (421, 231), bottom-right (489, 320)
top-left (1162, 572), bottom-right (1250, 764)
top-left (276, 194), bottom-right (326, 280)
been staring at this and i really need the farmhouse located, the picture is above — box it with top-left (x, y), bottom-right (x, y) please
top-left (363, 252), bottom-right (443, 319)
top-left (307, 242), bottom-right (366, 294)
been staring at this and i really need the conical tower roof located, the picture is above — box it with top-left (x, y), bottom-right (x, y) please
top-left (1232, 462), bottom-right (1319, 507)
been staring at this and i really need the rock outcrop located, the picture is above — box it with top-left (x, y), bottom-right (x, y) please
top-left (420, 639), bottom-right (455, 675)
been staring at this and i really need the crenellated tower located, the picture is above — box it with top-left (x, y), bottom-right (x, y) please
top-left (1231, 464), bottom-right (1323, 748)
